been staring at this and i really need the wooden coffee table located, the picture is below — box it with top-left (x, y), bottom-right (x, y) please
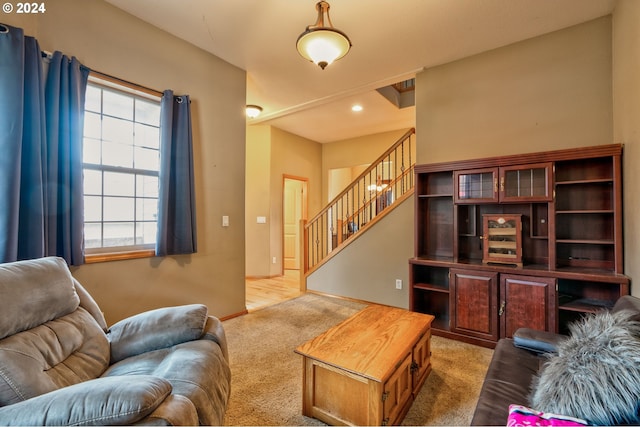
top-left (295, 304), bottom-right (434, 426)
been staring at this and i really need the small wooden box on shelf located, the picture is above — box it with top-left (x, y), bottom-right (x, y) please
top-left (482, 214), bottom-right (522, 267)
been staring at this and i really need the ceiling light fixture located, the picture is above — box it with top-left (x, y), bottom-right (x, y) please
top-left (352, 104), bottom-right (363, 112)
top-left (246, 105), bottom-right (263, 119)
top-left (296, 1), bottom-right (351, 70)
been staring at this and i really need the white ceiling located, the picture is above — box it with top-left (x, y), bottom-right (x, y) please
top-left (105, 0), bottom-right (616, 143)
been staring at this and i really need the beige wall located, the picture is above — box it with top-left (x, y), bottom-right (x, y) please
top-left (306, 196), bottom-right (414, 308)
top-left (245, 125), bottom-right (272, 277)
top-left (416, 17), bottom-right (612, 164)
top-left (328, 165), bottom-right (368, 201)
top-left (2, 0), bottom-right (247, 323)
top-left (269, 127), bottom-right (322, 276)
top-left (613, 0), bottom-right (640, 293)
top-left (245, 125), bottom-right (322, 277)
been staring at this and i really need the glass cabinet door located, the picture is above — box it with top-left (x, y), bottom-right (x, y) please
top-left (500, 163), bottom-right (552, 202)
top-left (453, 168), bottom-right (498, 203)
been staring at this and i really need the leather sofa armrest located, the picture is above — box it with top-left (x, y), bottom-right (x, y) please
top-left (203, 315), bottom-right (229, 362)
top-left (513, 328), bottom-right (567, 354)
top-left (612, 295), bottom-right (640, 320)
top-left (109, 304), bottom-right (208, 363)
top-left (133, 394), bottom-right (199, 426)
top-left (0, 376), bottom-right (171, 426)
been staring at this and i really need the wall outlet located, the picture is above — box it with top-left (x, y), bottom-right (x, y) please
top-left (272, 257), bottom-right (277, 264)
top-left (395, 279), bottom-right (403, 290)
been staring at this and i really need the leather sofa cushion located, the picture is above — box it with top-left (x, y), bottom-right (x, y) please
top-left (0, 375), bottom-right (171, 426)
top-left (470, 338), bottom-right (542, 426)
top-left (0, 308), bottom-right (109, 405)
top-left (0, 257), bottom-right (79, 340)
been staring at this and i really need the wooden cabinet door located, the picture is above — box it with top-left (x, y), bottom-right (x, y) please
top-left (500, 274), bottom-right (557, 338)
top-left (411, 328), bottom-right (432, 393)
top-left (450, 269), bottom-right (499, 341)
top-left (383, 352), bottom-right (413, 426)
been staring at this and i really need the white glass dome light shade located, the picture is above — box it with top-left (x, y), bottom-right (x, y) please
top-left (296, 1), bottom-right (351, 70)
top-left (296, 28), bottom-right (351, 70)
top-left (245, 105), bottom-right (263, 119)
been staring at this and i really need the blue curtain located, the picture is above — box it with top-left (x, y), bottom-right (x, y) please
top-left (0, 24), bottom-right (46, 262)
top-left (44, 52), bottom-right (89, 265)
top-left (0, 24), bottom-right (88, 265)
top-left (156, 91), bottom-right (197, 256)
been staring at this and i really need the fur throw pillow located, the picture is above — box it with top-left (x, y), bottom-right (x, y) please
top-left (531, 310), bottom-right (640, 425)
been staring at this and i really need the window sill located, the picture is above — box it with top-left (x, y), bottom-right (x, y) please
top-left (84, 249), bottom-right (156, 264)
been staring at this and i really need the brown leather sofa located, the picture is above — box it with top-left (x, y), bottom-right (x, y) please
top-left (471, 295), bottom-right (640, 426)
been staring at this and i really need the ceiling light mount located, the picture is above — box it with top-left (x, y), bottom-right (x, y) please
top-left (296, 1), bottom-right (351, 70)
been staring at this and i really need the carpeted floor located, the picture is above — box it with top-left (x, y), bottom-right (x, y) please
top-left (222, 293), bottom-right (493, 426)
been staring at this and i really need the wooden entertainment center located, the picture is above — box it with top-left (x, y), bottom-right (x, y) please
top-left (410, 144), bottom-right (629, 348)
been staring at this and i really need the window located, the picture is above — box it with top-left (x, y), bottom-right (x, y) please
top-left (82, 76), bottom-right (161, 258)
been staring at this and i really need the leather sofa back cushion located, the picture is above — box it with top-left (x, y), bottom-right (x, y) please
top-left (0, 257), bottom-right (80, 340)
top-left (0, 308), bottom-right (110, 406)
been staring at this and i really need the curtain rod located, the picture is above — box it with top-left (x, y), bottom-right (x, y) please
top-left (89, 70), bottom-right (164, 98)
top-left (39, 50), bottom-right (163, 98)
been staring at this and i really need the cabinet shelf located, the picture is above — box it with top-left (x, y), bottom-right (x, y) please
top-left (556, 210), bottom-right (614, 214)
top-left (431, 316), bottom-right (450, 331)
top-left (414, 283), bottom-right (449, 293)
top-left (558, 298), bottom-right (615, 313)
top-left (555, 178), bottom-right (613, 185)
top-left (412, 256), bottom-right (455, 264)
top-left (557, 239), bottom-right (614, 245)
top-left (417, 194), bottom-right (453, 198)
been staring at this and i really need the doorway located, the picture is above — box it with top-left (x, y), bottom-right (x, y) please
top-left (283, 175), bottom-right (308, 274)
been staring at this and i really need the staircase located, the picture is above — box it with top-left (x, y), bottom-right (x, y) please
top-left (303, 128), bottom-right (415, 274)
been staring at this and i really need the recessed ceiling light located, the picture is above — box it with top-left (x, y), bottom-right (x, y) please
top-left (351, 105), bottom-right (363, 112)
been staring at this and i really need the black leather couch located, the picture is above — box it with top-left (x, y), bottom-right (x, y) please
top-left (471, 295), bottom-right (640, 426)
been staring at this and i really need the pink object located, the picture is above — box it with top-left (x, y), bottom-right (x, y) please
top-left (507, 404), bottom-right (590, 426)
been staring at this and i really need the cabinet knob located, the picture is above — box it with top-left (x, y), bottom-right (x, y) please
top-left (498, 300), bottom-right (506, 316)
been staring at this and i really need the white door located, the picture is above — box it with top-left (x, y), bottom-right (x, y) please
top-left (284, 178), bottom-right (304, 270)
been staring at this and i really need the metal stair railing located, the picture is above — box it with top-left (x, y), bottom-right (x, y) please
top-left (303, 128), bottom-right (415, 274)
